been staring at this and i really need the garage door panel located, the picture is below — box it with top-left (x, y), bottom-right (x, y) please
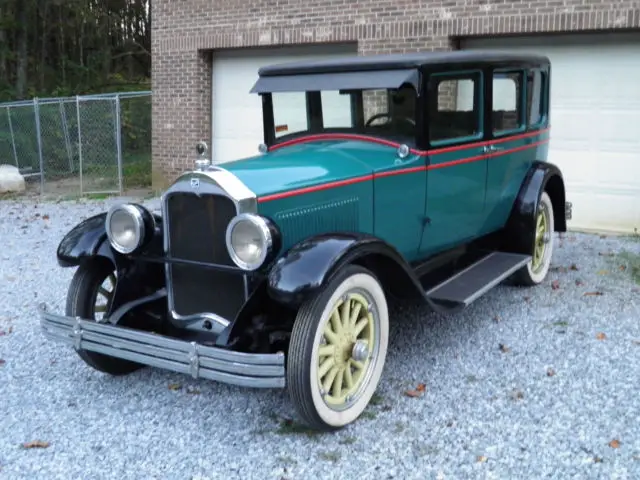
top-left (462, 33), bottom-right (640, 233)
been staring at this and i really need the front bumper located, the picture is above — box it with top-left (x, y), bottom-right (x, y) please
top-left (38, 303), bottom-right (286, 388)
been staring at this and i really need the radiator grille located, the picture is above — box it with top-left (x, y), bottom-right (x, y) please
top-left (165, 192), bottom-right (245, 320)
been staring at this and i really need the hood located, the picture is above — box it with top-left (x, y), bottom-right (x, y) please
top-left (221, 139), bottom-right (397, 198)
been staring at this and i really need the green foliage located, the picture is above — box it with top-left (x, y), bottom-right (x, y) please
top-left (0, 0), bottom-right (151, 102)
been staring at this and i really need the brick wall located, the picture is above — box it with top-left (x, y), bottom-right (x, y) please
top-left (152, 0), bottom-right (640, 185)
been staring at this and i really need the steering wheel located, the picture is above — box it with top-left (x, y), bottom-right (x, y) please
top-left (365, 112), bottom-right (416, 128)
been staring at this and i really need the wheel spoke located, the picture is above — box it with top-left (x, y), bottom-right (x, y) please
top-left (354, 317), bottom-right (368, 337)
top-left (318, 356), bottom-right (335, 378)
top-left (98, 287), bottom-right (111, 299)
top-left (350, 359), bottom-right (364, 370)
top-left (340, 298), bottom-right (351, 330)
top-left (322, 365), bottom-right (340, 392)
top-left (323, 325), bottom-right (339, 345)
top-left (332, 368), bottom-right (344, 398)
top-left (107, 273), bottom-right (116, 288)
top-left (330, 308), bottom-right (343, 334)
top-left (344, 364), bottom-right (354, 388)
top-left (95, 304), bottom-right (107, 313)
top-left (349, 302), bottom-right (362, 330)
top-left (318, 344), bottom-right (335, 357)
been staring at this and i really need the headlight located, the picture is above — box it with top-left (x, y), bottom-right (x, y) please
top-left (225, 214), bottom-right (274, 271)
top-left (105, 204), bottom-right (148, 254)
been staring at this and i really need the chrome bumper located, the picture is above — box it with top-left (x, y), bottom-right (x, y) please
top-left (38, 303), bottom-right (286, 388)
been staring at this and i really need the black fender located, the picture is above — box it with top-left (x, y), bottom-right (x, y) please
top-left (503, 160), bottom-right (567, 255)
top-left (56, 210), bottom-right (163, 268)
top-left (56, 209), bottom-right (165, 314)
top-left (265, 233), bottom-right (458, 313)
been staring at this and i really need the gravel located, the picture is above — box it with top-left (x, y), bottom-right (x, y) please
top-left (1, 196), bottom-right (639, 480)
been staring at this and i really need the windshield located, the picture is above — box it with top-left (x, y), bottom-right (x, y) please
top-left (269, 85), bottom-right (417, 146)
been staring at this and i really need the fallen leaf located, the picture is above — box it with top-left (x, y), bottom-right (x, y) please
top-left (575, 279), bottom-right (584, 286)
top-left (493, 315), bottom-right (501, 323)
top-left (608, 439), bottom-right (621, 449)
top-left (570, 263), bottom-right (579, 271)
top-left (405, 383), bottom-right (426, 397)
top-left (619, 265), bottom-right (627, 271)
top-left (598, 252), bottom-right (615, 257)
top-left (477, 455), bottom-right (488, 463)
top-left (593, 456), bottom-right (604, 463)
top-left (168, 383), bottom-right (182, 391)
top-left (21, 440), bottom-right (50, 449)
top-left (596, 332), bottom-right (607, 340)
top-left (546, 367), bottom-right (556, 377)
top-left (551, 280), bottom-right (560, 290)
top-left (583, 291), bottom-right (603, 296)
top-left (597, 270), bottom-right (609, 275)
top-left (499, 343), bottom-right (511, 353)
top-left (42, 214), bottom-right (50, 220)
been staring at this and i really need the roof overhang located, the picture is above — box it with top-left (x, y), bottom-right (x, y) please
top-left (249, 68), bottom-right (419, 94)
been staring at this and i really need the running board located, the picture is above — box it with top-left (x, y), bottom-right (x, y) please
top-left (426, 252), bottom-right (531, 307)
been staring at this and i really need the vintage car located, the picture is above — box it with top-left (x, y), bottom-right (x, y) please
top-left (39, 51), bottom-right (571, 431)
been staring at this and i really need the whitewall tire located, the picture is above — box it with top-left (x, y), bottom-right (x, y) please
top-left (512, 190), bottom-right (555, 286)
top-left (286, 265), bottom-right (389, 430)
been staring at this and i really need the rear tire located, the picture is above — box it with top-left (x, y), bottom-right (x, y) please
top-left (66, 259), bottom-right (144, 375)
top-left (286, 265), bottom-right (389, 430)
top-left (511, 191), bottom-right (555, 286)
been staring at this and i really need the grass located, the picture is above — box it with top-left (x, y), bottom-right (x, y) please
top-left (617, 251), bottom-right (640, 285)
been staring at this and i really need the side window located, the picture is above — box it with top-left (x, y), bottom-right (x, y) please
top-left (492, 71), bottom-right (524, 135)
top-left (429, 72), bottom-right (482, 144)
top-left (526, 70), bottom-right (545, 127)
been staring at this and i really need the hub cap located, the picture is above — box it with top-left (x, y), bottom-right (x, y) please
top-left (317, 292), bottom-right (376, 409)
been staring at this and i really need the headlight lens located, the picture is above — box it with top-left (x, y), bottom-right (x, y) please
top-left (105, 204), bottom-right (145, 254)
top-left (226, 214), bottom-right (273, 270)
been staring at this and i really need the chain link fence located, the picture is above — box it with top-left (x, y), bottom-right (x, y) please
top-left (0, 91), bottom-right (151, 197)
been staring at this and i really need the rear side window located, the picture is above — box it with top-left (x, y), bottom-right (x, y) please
top-left (492, 70), bottom-right (525, 135)
top-left (526, 70), bottom-right (546, 127)
top-left (428, 71), bottom-right (483, 145)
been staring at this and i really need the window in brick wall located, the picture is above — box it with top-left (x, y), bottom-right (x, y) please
top-left (428, 72), bottom-right (482, 144)
top-left (526, 70), bottom-right (546, 127)
top-left (492, 71), bottom-right (524, 135)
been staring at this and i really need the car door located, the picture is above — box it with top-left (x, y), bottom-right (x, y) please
top-left (419, 69), bottom-right (488, 257)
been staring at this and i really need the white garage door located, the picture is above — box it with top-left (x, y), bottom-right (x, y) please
top-left (211, 44), bottom-right (358, 164)
top-left (461, 33), bottom-right (640, 234)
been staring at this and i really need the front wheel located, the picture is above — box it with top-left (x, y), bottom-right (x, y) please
top-left (66, 259), bottom-right (144, 375)
top-left (286, 265), bottom-right (389, 430)
top-left (512, 190), bottom-right (555, 286)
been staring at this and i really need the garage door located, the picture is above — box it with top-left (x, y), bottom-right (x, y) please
top-left (211, 44), bottom-right (358, 164)
top-left (461, 33), bottom-right (640, 234)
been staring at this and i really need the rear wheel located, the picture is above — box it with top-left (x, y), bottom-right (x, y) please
top-left (286, 265), bottom-right (389, 430)
top-left (512, 191), bottom-right (555, 286)
top-left (66, 259), bottom-right (144, 375)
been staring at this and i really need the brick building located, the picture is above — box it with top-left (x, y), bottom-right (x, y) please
top-left (151, 1), bottom-right (640, 232)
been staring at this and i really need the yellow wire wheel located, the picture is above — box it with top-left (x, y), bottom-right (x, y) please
top-left (287, 265), bottom-right (389, 430)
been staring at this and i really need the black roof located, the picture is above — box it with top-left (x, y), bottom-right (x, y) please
top-left (258, 50), bottom-right (549, 76)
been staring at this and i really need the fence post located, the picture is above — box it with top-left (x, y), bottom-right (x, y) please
top-left (33, 98), bottom-right (45, 195)
top-left (59, 100), bottom-right (74, 173)
top-left (114, 94), bottom-right (123, 194)
top-left (7, 106), bottom-right (18, 167)
top-left (76, 95), bottom-right (84, 195)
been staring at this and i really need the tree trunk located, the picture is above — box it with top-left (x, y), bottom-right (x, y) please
top-left (15, 1), bottom-right (29, 98)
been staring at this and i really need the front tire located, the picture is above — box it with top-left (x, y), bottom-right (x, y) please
top-left (66, 259), bottom-right (144, 375)
top-left (286, 265), bottom-right (389, 430)
top-left (512, 190), bottom-right (555, 286)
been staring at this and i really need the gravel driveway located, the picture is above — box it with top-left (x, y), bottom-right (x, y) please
top-left (1, 197), bottom-right (639, 479)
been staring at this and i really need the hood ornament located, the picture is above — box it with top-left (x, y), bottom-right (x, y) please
top-left (195, 141), bottom-right (211, 171)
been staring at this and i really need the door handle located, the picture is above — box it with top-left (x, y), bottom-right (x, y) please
top-left (483, 144), bottom-right (500, 154)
